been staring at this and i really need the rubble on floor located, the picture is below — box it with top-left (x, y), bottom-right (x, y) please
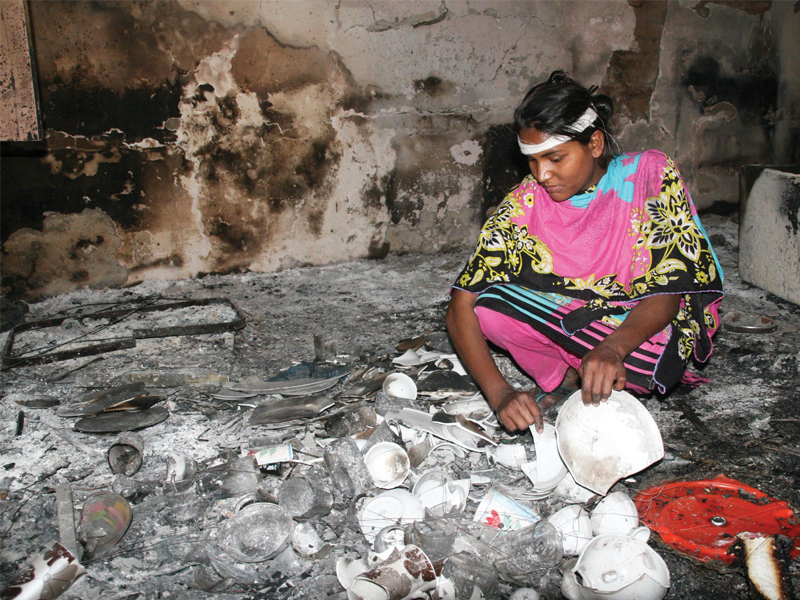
top-left (0, 213), bottom-right (799, 600)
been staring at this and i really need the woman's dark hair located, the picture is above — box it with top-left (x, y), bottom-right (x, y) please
top-left (514, 70), bottom-right (616, 164)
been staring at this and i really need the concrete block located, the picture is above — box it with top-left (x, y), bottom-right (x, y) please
top-left (739, 166), bottom-right (800, 305)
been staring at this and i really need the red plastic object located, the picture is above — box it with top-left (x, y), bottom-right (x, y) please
top-left (634, 475), bottom-right (800, 564)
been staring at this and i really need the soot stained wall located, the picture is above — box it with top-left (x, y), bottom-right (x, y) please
top-left (1, 0), bottom-right (797, 300)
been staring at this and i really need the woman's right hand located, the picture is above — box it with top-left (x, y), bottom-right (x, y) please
top-left (446, 289), bottom-right (544, 434)
top-left (491, 387), bottom-right (544, 433)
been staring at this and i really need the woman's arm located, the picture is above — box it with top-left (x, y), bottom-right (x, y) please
top-left (445, 289), bottom-right (545, 432)
top-left (579, 293), bottom-right (681, 405)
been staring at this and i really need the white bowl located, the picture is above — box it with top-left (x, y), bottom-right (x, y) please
top-left (555, 390), bottom-right (664, 495)
top-left (382, 373), bottom-right (418, 400)
top-left (364, 442), bottom-right (410, 489)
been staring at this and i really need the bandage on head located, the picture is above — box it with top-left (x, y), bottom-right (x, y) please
top-left (517, 107), bottom-right (598, 155)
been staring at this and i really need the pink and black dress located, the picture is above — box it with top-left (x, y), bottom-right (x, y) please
top-left (452, 150), bottom-right (724, 394)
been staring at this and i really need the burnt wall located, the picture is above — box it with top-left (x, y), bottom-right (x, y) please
top-left (1, 0), bottom-right (796, 299)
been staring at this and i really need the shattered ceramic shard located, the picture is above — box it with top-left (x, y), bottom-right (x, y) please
top-left (324, 437), bottom-right (373, 499)
top-left (358, 490), bottom-right (425, 544)
top-left (364, 442), bottom-right (410, 489)
top-left (590, 491), bottom-right (642, 537)
top-left (79, 491), bottom-right (133, 559)
top-left (1, 542), bottom-right (85, 600)
top-left (562, 534), bottom-right (670, 600)
top-left (107, 432), bottom-right (144, 476)
top-left (392, 348), bottom-right (424, 366)
top-left (531, 423), bottom-right (568, 489)
top-left (248, 395), bottom-right (335, 425)
top-left (547, 504), bottom-right (593, 557)
top-left (216, 502), bottom-right (294, 563)
top-left (552, 471), bottom-right (598, 504)
top-left (487, 444), bottom-right (527, 469)
top-left (556, 390), bottom-right (664, 495)
top-left (385, 408), bottom-right (494, 451)
top-left (382, 373), bottom-right (417, 400)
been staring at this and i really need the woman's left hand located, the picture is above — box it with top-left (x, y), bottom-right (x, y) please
top-left (578, 341), bottom-right (627, 405)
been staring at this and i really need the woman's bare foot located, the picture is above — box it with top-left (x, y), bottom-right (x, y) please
top-left (536, 367), bottom-right (581, 409)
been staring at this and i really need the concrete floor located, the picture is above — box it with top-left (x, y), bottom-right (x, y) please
top-left (0, 210), bottom-right (798, 599)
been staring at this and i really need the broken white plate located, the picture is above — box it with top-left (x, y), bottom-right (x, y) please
top-left (384, 408), bottom-right (495, 451)
top-left (487, 444), bottom-right (527, 469)
top-left (556, 390), bottom-right (664, 496)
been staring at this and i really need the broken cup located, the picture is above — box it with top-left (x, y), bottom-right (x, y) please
top-left (1, 542), bottom-right (85, 600)
top-left (107, 432), bottom-right (144, 477)
top-left (347, 544), bottom-right (437, 600)
top-left (364, 442), bottom-right (410, 489)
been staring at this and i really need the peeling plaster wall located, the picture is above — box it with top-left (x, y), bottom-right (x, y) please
top-left (0, 0), bottom-right (796, 299)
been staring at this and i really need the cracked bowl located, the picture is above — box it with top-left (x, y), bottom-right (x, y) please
top-left (555, 390), bottom-right (664, 496)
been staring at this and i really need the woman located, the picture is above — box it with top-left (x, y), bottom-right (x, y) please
top-left (446, 71), bottom-right (723, 434)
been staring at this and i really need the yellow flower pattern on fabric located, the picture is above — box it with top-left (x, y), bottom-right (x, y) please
top-left (458, 176), bottom-right (554, 288)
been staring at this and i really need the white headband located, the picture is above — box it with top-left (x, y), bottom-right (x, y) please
top-left (517, 107), bottom-right (599, 155)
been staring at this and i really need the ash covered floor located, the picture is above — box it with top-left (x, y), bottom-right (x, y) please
top-left (1, 211), bottom-right (799, 600)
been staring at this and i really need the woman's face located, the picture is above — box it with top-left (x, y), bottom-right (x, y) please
top-left (519, 128), bottom-right (606, 202)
